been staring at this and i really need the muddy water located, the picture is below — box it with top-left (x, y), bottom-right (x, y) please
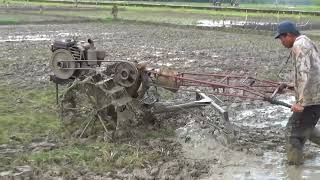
top-left (196, 20), bottom-right (277, 28)
top-left (176, 95), bottom-right (320, 180)
top-left (231, 96), bottom-right (295, 128)
top-left (227, 150), bottom-right (320, 180)
top-left (229, 96), bottom-right (320, 180)
top-left (197, 20), bottom-right (316, 31)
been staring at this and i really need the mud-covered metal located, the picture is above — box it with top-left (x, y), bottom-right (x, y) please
top-left (114, 61), bottom-right (139, 87)
top-left (49, 38), bottom-right (294, 139)
top-left (60, 75), bottom-right (144, 138)
top-left (50, 38), bottom-right (106, 81)
top-left (50, 49), bottom-right (76, 79)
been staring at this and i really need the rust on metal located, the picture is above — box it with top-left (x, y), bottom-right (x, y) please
top-left (49, 38), bottom-right (294, 139)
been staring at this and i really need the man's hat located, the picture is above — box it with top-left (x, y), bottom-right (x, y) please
top-left (275, 21), bottom-right (300, 39)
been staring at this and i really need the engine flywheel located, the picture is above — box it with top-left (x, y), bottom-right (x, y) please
top-left (50, 49), bottom-right (76, 79)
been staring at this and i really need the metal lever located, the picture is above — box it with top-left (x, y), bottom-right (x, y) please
top-left (152, 91), bottom-right (229, 122)
top-left (264, 97), bottom-right (292, 108)
top-left (196, 91), bottom-right (229, 122)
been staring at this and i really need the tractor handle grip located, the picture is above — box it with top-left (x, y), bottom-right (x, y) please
top-left (264, 97), bottom-right (292, 108)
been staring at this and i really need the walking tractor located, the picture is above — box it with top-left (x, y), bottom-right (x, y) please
top-left (49, 38), bottom-right (294, 139)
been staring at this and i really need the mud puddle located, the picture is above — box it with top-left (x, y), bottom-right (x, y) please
top-left (197, 19), bottom-right (278, 30)
top-left (228, 95), bottom-right (320, 180)
top-left (197, 20), bottom-right (315, 31)
top-left (226, 150), bottom-right (320, 180)
top-left (176, 95), bottom-right (320, 179)
top-left (231, 96), bottom-right (295, 128)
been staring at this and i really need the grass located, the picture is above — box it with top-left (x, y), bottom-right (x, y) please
top-left (0, 19), bottom-right (18, 25)
top-left (0, 81), bottom-right (172, 174)
top-left (8, 0), bottom-right (320, 11)
top-left (144, 127), bottom-right (175, 139)
top-left (4, 2), bottom-right (319, 25)
top-left (238, 3), bottom-right (320, 11)
top-left (3, 0), bottom-right (94, 7)
top-left (5, 142), bottom-right (159, 174)
top-left (114, 6), bottom-right (320, 25)
top-left (0, 82), bottom-right (60, 145)
top-left (1, 0), bottom-right (319, 27)
top-left (0, 11), bottom-right (73, 24)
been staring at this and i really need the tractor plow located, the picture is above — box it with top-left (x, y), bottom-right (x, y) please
top-left (49, 38), bottom-right (294, 139)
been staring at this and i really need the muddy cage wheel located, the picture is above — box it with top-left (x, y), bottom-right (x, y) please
top-left (59, 75), bottom-right (143, 139)
top-left (60, 78), bottom-right (117, 138)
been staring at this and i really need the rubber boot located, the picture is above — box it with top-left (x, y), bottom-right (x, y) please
top-left (286, 138), bottom-right (303, 165)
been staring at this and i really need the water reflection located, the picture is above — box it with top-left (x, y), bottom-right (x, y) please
top-left (232, 96), bottom-right (294, 128)
top-left (285, 164), bottom-right (320, 180)
top-left (227, 96), bottom-right (320, 180)
top-left (228, 152), bottom-right (320, 179)
top-left (196, 20), bottom-right (314, 31)
top-left (197, 19), bottom-right (278, 30)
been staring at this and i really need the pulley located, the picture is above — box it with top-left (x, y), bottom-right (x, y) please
top-left (114, 62), bottom-right (139, 87)
top-left (50, 49), bottom-right (76, 79)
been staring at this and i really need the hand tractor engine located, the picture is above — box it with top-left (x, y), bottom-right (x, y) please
top-left (50, 38), bottom-right (106, 82)
top-left (49, 38), bottom-right (293, 141)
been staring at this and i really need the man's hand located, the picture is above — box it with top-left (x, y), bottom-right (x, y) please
top-left (291, 103), bottom-right (304, 112)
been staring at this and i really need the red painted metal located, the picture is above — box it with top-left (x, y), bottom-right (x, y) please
top-left (145, 69), bottom-right (293, 101)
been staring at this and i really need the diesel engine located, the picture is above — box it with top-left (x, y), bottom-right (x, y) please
top-left (50, 38), bottom-right (106, 83)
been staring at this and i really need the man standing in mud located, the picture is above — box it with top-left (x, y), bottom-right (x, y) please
top-left (275, 21), bottom-right (320, 165)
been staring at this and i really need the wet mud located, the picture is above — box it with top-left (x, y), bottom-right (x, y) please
top-left (1, 22), bottom-right (320, 179)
